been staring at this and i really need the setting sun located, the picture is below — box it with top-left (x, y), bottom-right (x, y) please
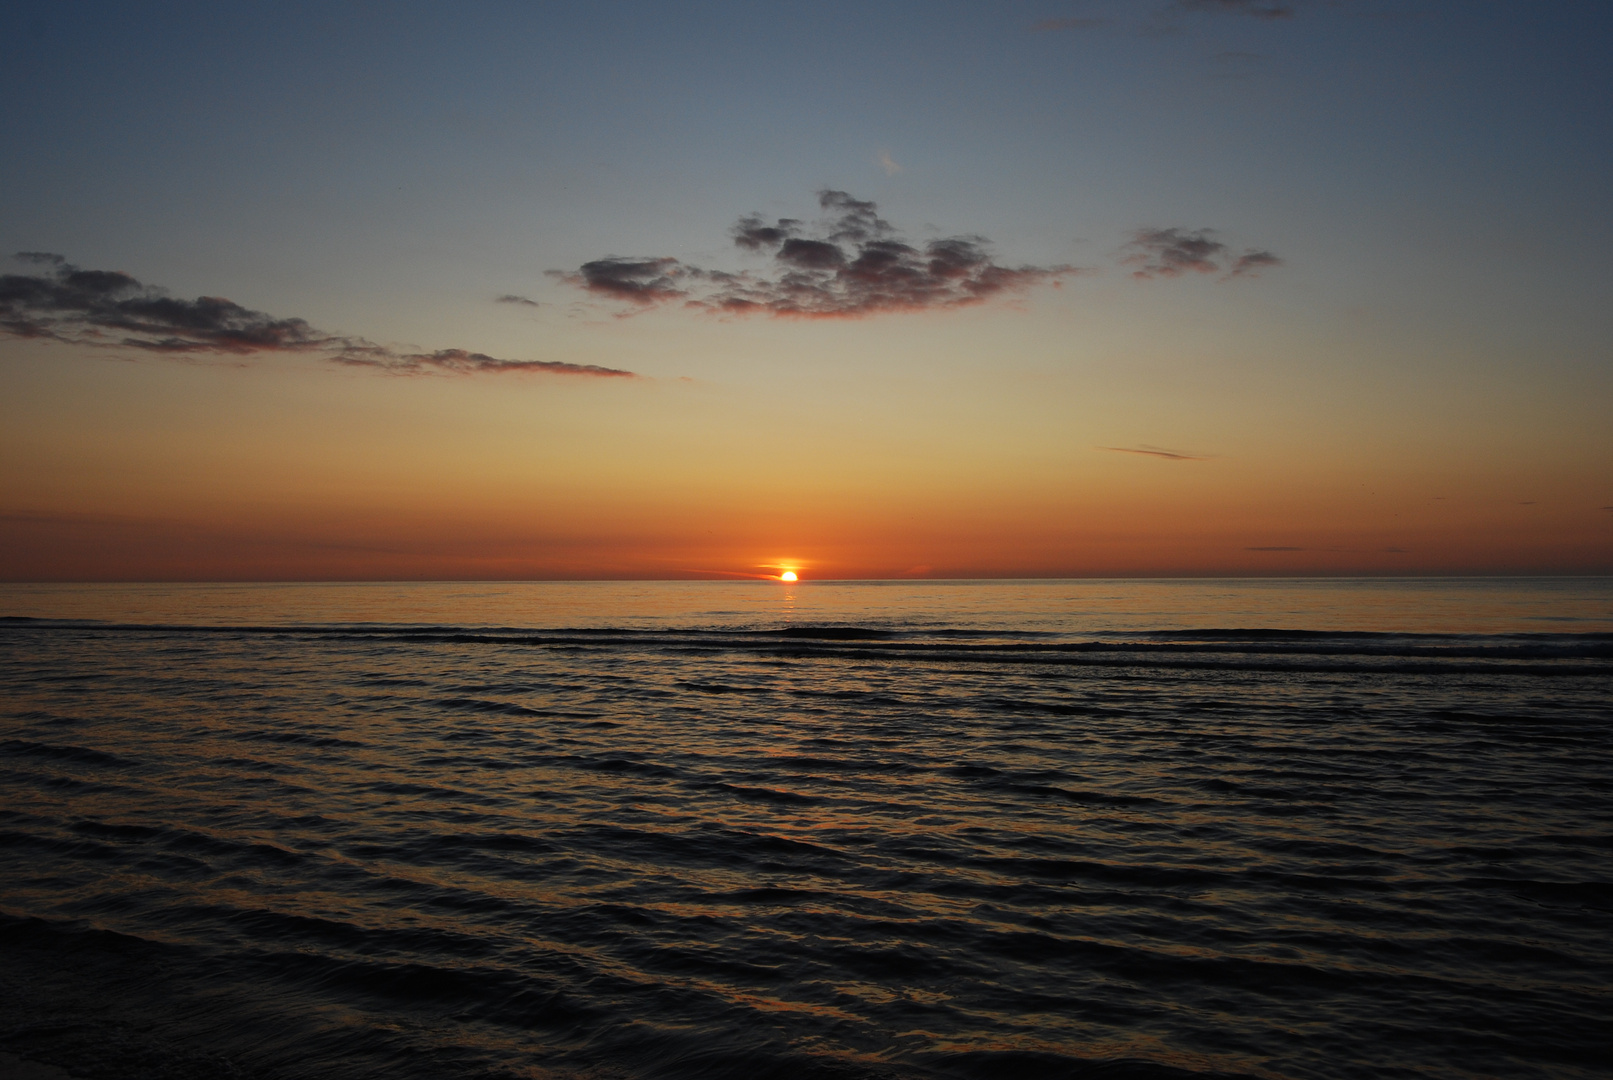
top-left (780, 571), bottom-right (798, 582)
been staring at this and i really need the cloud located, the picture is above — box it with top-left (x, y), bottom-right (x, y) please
top-left (553, 257), bottom-right (694, 305)
top-left (1, 254), bottom-right (635, 378)
top-left (877, 149), bottom-right (902, 176)
top-left (1227, 249), bottom-right (1283, 278)
top-left (332, 347), bottom-right (632, 377)
top-left (1032, 17), bottom-right (1108, 31)
top-left (1177, 0), bottom-right (1294, 18)
top-left (556, 190), bottom-right (1082, 319)
top-left (731, 214), bottom-right (803, 252)
top-left (1122, 227), bottom-right (1282, 281)
top-left (1246, 546), bottom-right (1304, 551)
top-left (1100, 445), bottom-right (1208, 460)
top-left (1, 256), bottom-right (329, 354)
top-left (495, 294), bottom-right (540, 307)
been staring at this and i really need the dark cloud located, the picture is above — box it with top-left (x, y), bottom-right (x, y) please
top-left (551, 257), bottom-right (693, 305)
top-left (1100, 445), bottom-right (1207, 460)
top-left (818, 190), bottom-right (892, 244)
top-left (2, 254), bottom-right (635, 378)
top-left (1123, 228), bottom-right (1224, 278)
top-left (495, 294), bottom-right (540, 307)
top-left (1123, 228), bottom-right (1282, 281)
top-left (1, 256), bottom-right (328, 354)
top-left (731, 215), bottom-right (801, 251)
top-left (557, 191), bottom-right (1081, 319)
top-left (1246, 546), bottom-right (1304, 551)
top-left (1178, 0), bottom-right (1295, 18)
top-left (332, 347), bottom-right (632, 377)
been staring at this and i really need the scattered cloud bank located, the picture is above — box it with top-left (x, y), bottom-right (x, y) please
top-left (1122, 228), bottom-right (1282, 280)
top-left (1100, 445), bottom-right (1209, 460)
top-left (0, 254), bottom-right (634, 377)
top-left (553, 190), bottom-right (1083, 319)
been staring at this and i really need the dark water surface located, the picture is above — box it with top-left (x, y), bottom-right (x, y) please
top-left (1, 581), bottom-right (1610, 1080)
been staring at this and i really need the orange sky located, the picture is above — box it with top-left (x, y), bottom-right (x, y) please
top-left (4, 321), bottom-right (1607, 580)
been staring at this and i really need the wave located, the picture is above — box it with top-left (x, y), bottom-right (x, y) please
top-left (3, 601), bottom-right (1610, 1079)
top-left (5, 620), bottom-right (1610, 674)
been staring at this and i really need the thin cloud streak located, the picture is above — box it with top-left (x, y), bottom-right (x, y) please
top-left (495, 294), bottom-right (540, 307)
top-left (332, 347), bottom-right (634, 377)
top-left (1100, 445), bottom-right (1209, 461)
top-left (555, 190), bottom-right (1084, 319)
top-left (1, 254), bottom-right (635, 378)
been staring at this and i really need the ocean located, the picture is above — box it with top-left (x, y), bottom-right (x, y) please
top-left (1, 579), bottom-right (1609, 1080)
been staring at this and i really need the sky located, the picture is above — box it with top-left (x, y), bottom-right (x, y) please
top-left (2, 0), bottom-right (1610, 581)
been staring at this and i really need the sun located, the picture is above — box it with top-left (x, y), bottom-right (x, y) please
top-left (779, 571), bottom-right (798, 582)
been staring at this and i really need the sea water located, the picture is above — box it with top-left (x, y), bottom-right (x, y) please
top-left (1, 579), bottom-right (1609, 1080)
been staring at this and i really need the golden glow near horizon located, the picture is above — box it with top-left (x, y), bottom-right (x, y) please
top-left (780, 571), bottom-right (798, 582)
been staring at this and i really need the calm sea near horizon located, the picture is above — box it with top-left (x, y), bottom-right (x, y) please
top-left (1, 578), bottom-right (1609, 1080)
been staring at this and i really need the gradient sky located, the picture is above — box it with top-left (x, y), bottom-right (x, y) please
top-left (2, 0), bottom-right (1610, 580)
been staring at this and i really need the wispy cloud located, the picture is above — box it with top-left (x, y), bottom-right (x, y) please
top-left (495, 294), bottom-right (540, 307)
top-left (1122, 227), bottom-right (1282, 280)
top-left (1, 254), bottom-right (633, 377)
top-left (1227, 249), bottom-right (1283, 278)
top-left (553, 190), bottom-right (1084, 319)
top-left (1100, 444), bottom-right (1208, 460)
top-left (877, 149), bottom-right (902, 176)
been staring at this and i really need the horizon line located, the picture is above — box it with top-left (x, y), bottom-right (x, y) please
top-left (4, 572), bottom-right (1612, 586)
